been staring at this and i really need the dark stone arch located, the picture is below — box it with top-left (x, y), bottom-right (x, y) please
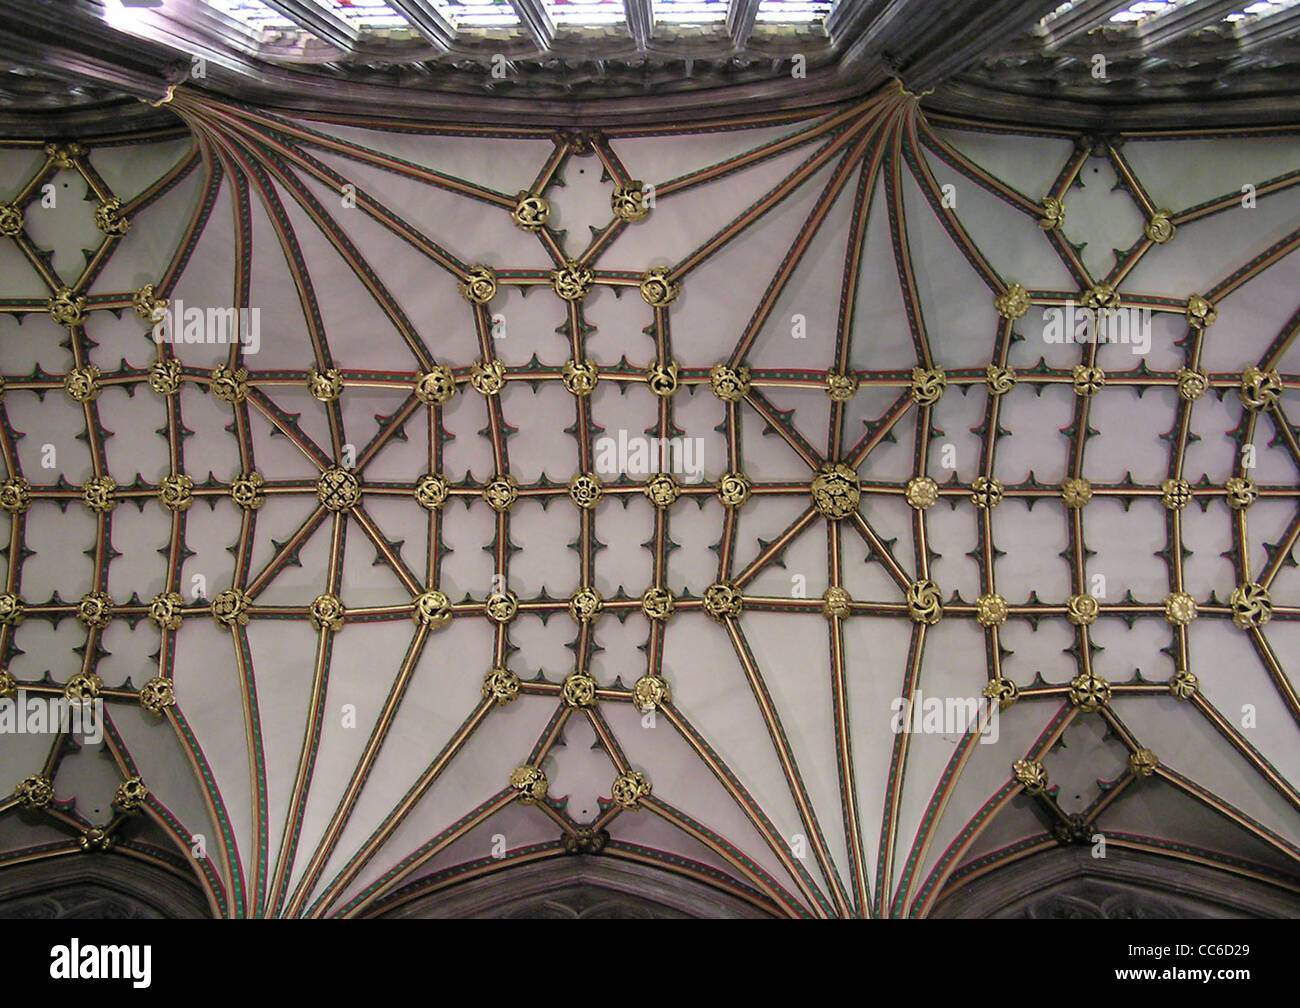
top-left (375, 856), bottom-right (778, 919)
top-left (0, 855), bottom-right (212, 919)
top-left (930, 847), bottom-right (1300, 919)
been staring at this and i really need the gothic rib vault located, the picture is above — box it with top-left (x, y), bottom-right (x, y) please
top-left (0, 80), bottom-right (1299, 917)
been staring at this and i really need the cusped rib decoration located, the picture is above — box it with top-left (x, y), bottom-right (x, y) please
top-left (0, 80), bottom-right (1299, 918)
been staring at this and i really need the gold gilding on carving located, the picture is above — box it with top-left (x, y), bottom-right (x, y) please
top-left (810, 462), bottom-right (860, 520)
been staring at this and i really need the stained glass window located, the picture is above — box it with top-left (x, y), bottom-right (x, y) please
top-left (427, 0), bottom-right (521, 27)
top-left (335, 0), bottom-right (412, 29)
top-left (207, 0), bottom-right (299, 31)
top-left (654, 0), bottom-right (729, 25)
top-left (543, 0), bottom-right (627, 26)
top-left (207, 0), bottom-right (519, 33)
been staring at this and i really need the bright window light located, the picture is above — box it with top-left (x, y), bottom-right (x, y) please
top-left (654, 0), bottom-right (728, 25)
top-left (428, 0), bottom-right (521, 27)
top-left (543, 0), bottom-right (626, 26)
top-left (1223, 0), bottom-right (1300, 22)
top-left (754, 0), bottom-right (834, 24)
top-left (1040, 2), bottom-right (1076, 27)
top-left (205, 0), bottom-right (844, 38)
top-left (1108, 0), bottom-right (1189, 24)
top-left (336, 0), bottom-right (412, 29)
top-left (205, 0), bottom-right (300, 31)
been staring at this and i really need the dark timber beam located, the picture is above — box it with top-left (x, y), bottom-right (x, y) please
top-left (897, 0), bottom-right (1062, 91)
top-left (0, 0), bottom-right (210, 97)
top-left (1045, 0), bottom-right (1266, 61)
top-left (834, 0), bottom-right (913, 69)
top-left (1231, 2), bottom-right (1300, 53)
top-left (626, 0), bottom-right (653, 52)
top-left (727, 0), bottom-right (762, 51)
top-left (508, 0), bottom-right (555, 51)
top-left (386, 0), bottom-right (456, 50)
top-left (1133, 0), bottom-right (1245, 52)
top-left (260, 0), bottom-right (359, 53)
top-left (1221, 2), bottom-right (1300, 71)
top-left (1036, 0), bottom-right (1128, 53)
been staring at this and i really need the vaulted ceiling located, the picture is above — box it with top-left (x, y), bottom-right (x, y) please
top-left (1, 1), bottom-right (1299, 918)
